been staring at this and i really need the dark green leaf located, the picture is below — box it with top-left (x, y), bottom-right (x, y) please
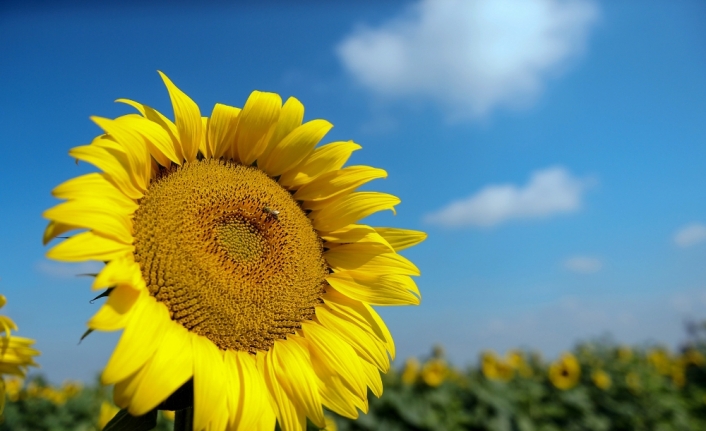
top-left (103, 408), bottom-right (158, 431)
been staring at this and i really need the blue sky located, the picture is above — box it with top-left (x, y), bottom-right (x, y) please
top-left (1, 0), bottom-right (705, 382)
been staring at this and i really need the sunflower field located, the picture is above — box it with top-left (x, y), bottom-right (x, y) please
top-left (3, 335), bottom-right (706, 431)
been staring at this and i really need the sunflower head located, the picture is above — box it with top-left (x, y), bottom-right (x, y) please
top-left (421, 358), bottom-right (448, 387)
top-left (647, 347), bottom-right (672, 375)
top-left (0, 294), bottom-right (40, 415)
top-left (548, 353), bottom-right (581, 390)
top-left (401, 357), bottom-right (421, 385)
top-left (44, 72), bottom-right (425, 431)
top-left (591, 369), bottom-right (612, 390)
top-left (481, 351), bottom-right (514, 382)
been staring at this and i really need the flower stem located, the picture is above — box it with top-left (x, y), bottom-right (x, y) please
top-left (174, 407), bottom-right (194, 431)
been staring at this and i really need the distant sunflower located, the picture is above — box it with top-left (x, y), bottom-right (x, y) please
top-left (0, 295), bottom-right (40, 415)
top-left (44, 72), bottom-right (425, 431)
top-left (548, 353), bottom-right (581, 390)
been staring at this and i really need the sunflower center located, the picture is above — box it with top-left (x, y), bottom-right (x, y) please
top-left (132, 159), bottom-right (327, 352)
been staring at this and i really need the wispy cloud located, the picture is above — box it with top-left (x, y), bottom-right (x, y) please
top-left (337, 0), bottom-right (599, 118)
top-left (674, 223), bottom-right (706, 248)
top-left (564, 256), bottom-right (602, 274)
top-left (35, 260), bottom-right (103, 279)
top-left (425, 166), bottom-right (592, 227)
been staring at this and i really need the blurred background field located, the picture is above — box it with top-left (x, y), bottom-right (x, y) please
top-left (6, 328), bottom-right (706, 430)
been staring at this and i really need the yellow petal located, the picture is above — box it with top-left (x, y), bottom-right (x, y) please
top-left (224, 350), bottom-right (268, 431)
top-left (115, 115), bottom-right (181, 166)
top-left (325, 243), bottom-right (420, 276)
top-left (278, 141), bottom-right (361, 188)
top-left (47, 231), bottom-right (133, 262)
top-left (323, 289), bottom-right (395, 360)
top-left (294, 166), bottom-right (387, 204)
top-left (51, 173), bottom-right (137, 211)
top-left (159, 71), bottom-right (202, 162)
top-left (235, 91), bottom-right (281, 165)
top-left (192, 335), bottom-right (227, 431)
top-left (311, 192), bottom-right (399, 233)
top-left (87, 285), bottom-right (141, 331)
top-left (301, 322), bottom-right (366, 399)
top-left (209, 103), bottom-right (242, 160)
top-left (260, 119), bottom-right (332, 177)
top-left (92, 256), bottom-right (144, 291)
top-left (129, 322), bottom-right (193, 416)
top-left (113, 362), bottom-right (148, 408)
top-left (257, 97), bottom-right (304, 170)
top-left (206, 403), bottom-right (229, 431)
top-left (116, 98), bottom-right (183, 163)
top-left (358, 357), bottom-right (383, 398)
top-left (43, 200), bottom-right (133, 245)
top-left (259, 349), bottom-right (306, 431)
top-left (102, 295), bottom-right (170, 384)
top-left (316, 306), bottom-right (389, 372)
top-left (326, 271), bottom-right (420, 306)
top-left (43, 220), bottom-right (81, 245)
top-left (320, 224), bottom-right (393, 251)
top-left (248, 404), bottom-right (277, 431)
top-left (374, 227), bottom-right (427, 252)
top-left (69, 145), bottom-right (143, 200)
top-left (92, 116), bottom-right (150, 192)
top-left (271, 338), bottom-right (325, 428)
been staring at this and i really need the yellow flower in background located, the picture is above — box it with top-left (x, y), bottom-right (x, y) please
top-left (401, 358), bottom-right (420, 385)
top-left (549, 353), bottom-right (581, 390)
top-left (97, 401), bottom-right (120, 430)
top-left (506, 350), bottom-right (533, 378)
top-left (421, 358), bottom-right (447, 387)
top-left (617, 346), bottom-right (633, 363)
top-left (683, 348), bottom-right (706, 367)
top-left (647, 348), bottom-right (672, 375)
top-left (44, 72), bottom-right (425, 431)
top-left (62, 380), bottom-right (83, 398)
top-left (5, 378), bottom-right (22, 402)
top-left (481, 351), bottom-right (514, 382)
top-left (162, 410), bottom-right (175, 421)
top-left (671, 362), bottom-right (686, 388)
top-left (625, 371), bottom-right (641, 394)
top-left (591, 369), bottom-right (612, 390)
top-left (0, 294), bottom-right (39, 415)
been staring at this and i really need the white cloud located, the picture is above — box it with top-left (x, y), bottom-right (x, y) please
top-left (674, 223), bottom-right (706, 248)
top-left (564, 256), bottom-right (602, 274)
top-left (425, 166), bottom-right (591, 227)
top-left (337, 0), bottom-right (599, 118)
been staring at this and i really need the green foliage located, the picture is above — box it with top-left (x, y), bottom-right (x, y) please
top-left (333, 340), bottom-right (706, 431)
top-left (0, 376), bottom-right (173, 431)
top-left (4, 338), bottom-right (706, 431)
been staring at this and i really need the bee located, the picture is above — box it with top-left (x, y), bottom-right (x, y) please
top-left (263, 206), bottom-right (280, 220)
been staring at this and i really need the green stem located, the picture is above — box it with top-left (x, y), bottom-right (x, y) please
top-left (174, 407), bottom-right (194, 431)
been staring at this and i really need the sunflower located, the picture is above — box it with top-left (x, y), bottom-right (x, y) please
top-left (400, 358), bottom-right (420, 385)
top-left (420, 358), bottom-right (447, 387)
top-left (0, 294), bottom-right (40, 415)
top-left (590, 369), bottom-right (611, 390)
top-left (548, 352), bottom-right (580, 390)
top-left (481, 351), bottom-right (514, 382)
top-left (44, 72), bottom-right (425, 431)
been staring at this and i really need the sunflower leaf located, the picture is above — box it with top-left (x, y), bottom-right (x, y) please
top-left (103, 408), bottom-right (158, 431)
